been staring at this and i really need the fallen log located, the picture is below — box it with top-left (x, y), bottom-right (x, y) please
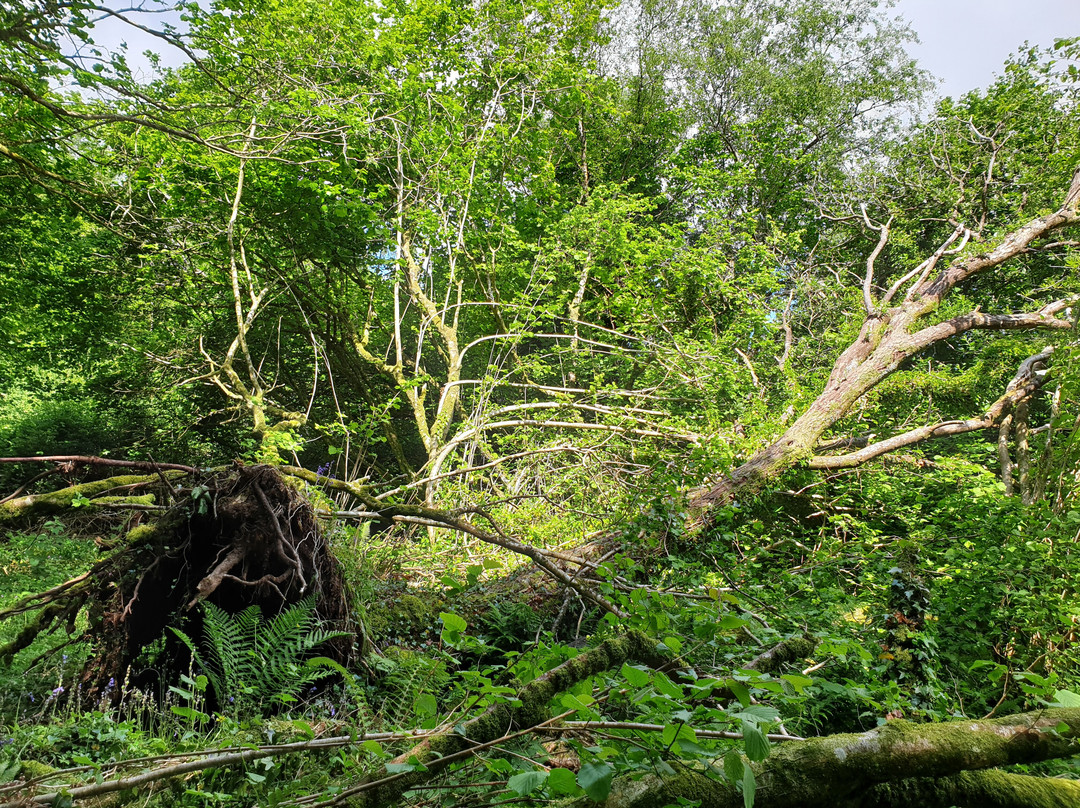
top-left (592, 707), bottom-right (1080, 808)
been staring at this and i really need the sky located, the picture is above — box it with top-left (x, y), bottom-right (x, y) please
top-left (89, 0), bottom-right (1080, 97)
top-left (893, 0), bottom-right (1080, 99)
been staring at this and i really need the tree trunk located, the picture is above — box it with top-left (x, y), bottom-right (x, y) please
top-left (593, 707), bottom-right (1080, 808)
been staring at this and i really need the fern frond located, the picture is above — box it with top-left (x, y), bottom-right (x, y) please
top-left (183, 597), bottom-right (352, 715)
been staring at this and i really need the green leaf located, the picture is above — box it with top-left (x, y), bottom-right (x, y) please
top-left (723, 750), bottom-right (744, 784)
top-left (780, 674), bottom-right (814, 695)
top-left (507, 770), bottom-right (548, 796)
top-left (743, 723), bottom-right (771, 762)
top-left (0, 761), bottom-right (20, 785)
top-left (547, 767), bottom-right (580, 795)
top-left (577, 762), bottom-right (614, 802)
top-left (1051, 689), bottom-right (1080, 707)
top-left (662, 723), bottom-right (697, 750)
top-left (439, 612), bottom-right (467, 632)
top-left (386, 756), bottom-right (427, 774)
top-left (415, 693), bottom-right (437, 717)
top-left (560, 692), bottom-right (596, 712)
top-left (170, 705), bottom-right (207, 722)
top-left (654, 672), bottom-right (684, 700)
top-left (736, 704), bottom-right (781, 723)
top-left (742, 766), bottom-right (757, 808)
top-left (621, 663), bottom-right (651, 688)
top-left (662, 635), bottom-right (683, 654)
top-left (728, 679), bottom-right (751, 708)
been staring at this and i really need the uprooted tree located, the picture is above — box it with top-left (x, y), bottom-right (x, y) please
top-left (689, 166), bottom-right (1080, 515)
top-left (0, 461), bottom-right (356, 698)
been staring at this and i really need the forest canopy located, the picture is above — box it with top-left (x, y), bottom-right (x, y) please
top-left (1, 1), bottom-right (1080, 806)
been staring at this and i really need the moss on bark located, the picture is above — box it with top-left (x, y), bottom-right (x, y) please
top-left (597, 708), bottom-right (1080, 808)
top-left (342, 630), bottom-right (668, 808)
top-left (855, 769), bottom-right (1080, 808)
top-left (0, 473), bottom-right (179, 526)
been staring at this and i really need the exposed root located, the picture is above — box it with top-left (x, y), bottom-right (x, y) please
top-left (0, 463), bottom-right (356, 700)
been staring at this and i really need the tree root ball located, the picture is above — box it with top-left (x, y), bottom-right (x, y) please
top-left (79, 463), bottom-right (355, 699)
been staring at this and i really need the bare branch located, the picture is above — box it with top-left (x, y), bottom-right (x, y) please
top-left (809, 349), bottom-right (1053, 470)
top-left (860, 204), bottom-right (892, 313)
top-left (734, 347), bottom-right (761, 391)
top-left (908, 299), bottom-right (1075, 349)
top-left (918, 204), bottom-right (1079, 300)
top-left (880, 223), bottom-right (965, 306)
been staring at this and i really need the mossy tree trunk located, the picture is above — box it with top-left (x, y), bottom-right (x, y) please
top-left (594, 707), bottom-right (1080, 808)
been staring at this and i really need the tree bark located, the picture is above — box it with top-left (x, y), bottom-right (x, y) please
top-left (0, 472), bottom-right (176, 526)
top-left (853, 769), bottom-right (1080, 808)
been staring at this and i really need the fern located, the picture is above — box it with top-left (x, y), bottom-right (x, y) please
top-left (171, 597), bottom-right (350, 716)
top-left (372, 650), bottom-right (449, 728)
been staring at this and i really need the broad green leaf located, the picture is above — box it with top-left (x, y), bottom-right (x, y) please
top-left (561, 692), bottom-right (596, 711)
top-left (507, 770), bottom-right (548, 796)
top-left (736, 704), bottom-right (781, 723)
top-left (439, 612), bottom-right (467, 632)
top-left (415, 693), bottom-right (437, 717)
top-left (743, 723), bottom-right (771, 762)
top-left (724, 750), bottom-right (744, 783)
top-left (742, 766), bottom-right (757, 808)
top-left (547, 767), bottom-right (580, 795)
top-left (728, 679), bottom-right (751, 707)
top-left (621, 663), bottom-right (651, 688)
top-left (662, 723), bottom-right (697, 749)
top-left (781, 674), bottom-right (814, 694)
top-left (170, 705), bottom-right (207, 722)
top-left (1051, 689), bottom-right (1080, 707)
top-left (654, 672), bottom-right (684, 700)
top-left (386, 756), bottom-right (427, 774)
top-left (578, 762), bottom-right (615, 802)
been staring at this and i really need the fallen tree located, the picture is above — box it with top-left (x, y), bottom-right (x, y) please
top-left (689, 166), bottom-right (1080, 516)
top-left (4, 626), bottom-right (1080, 808)
top-left (593, 706), bottom-right (1080, 808)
